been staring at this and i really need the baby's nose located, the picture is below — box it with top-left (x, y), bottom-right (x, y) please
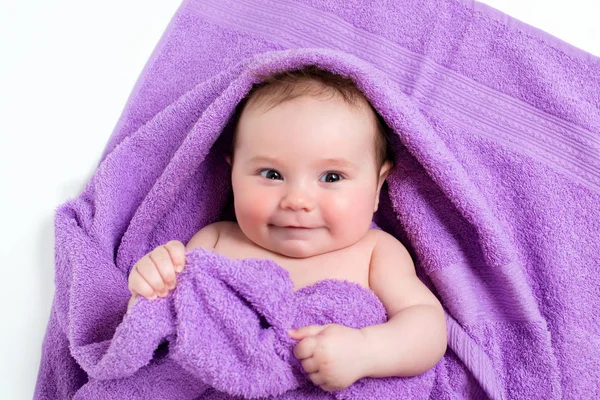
top-left (280, 187), bottom-right (315, 212)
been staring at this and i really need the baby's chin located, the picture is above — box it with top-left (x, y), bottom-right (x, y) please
top-left (260, 239), bottom-right (350, 259)
top-left (273, 246), bottom-right (324, 259)
top-left (257, 242), bottom-right (322, 259)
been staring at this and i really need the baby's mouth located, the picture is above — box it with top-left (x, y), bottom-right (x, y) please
top-left (269, 224), bottom-right (318, 230)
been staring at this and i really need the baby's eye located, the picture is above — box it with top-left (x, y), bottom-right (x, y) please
top-left (320, 172), bottom-right (343, 183)
top-left (260, 169), bottom-right (283, 180)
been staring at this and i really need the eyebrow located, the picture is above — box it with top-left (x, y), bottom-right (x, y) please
top-left (318, 158), bottom-right (357, 170)
top-left (247, 155), bottom-right (281, 165)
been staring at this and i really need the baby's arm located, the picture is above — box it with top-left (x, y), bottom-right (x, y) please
top-left (290, 231), bottom-right (446, 390)
top-left (361, 231), bottom-right (447, 377)
top-left (127, 223), bottom-right (221, 309)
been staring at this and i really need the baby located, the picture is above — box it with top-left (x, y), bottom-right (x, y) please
top-left (127, 66), bottom-right (447, 391)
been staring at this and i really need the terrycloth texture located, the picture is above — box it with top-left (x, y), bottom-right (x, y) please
top-left (67, 248), bottom-right (432, 399)
top-left (35, 0), bottom-right (600, 399)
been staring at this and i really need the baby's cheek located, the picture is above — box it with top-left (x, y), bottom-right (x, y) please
top-left (324, 192), bottom-right (372, 228)
top-left (235, 190), bottom-right (272, 226)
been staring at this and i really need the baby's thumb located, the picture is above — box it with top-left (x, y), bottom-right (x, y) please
top-left (127, 294), bottom-right (138, 311)
top-left (289, 325), bottom-right (325, 340)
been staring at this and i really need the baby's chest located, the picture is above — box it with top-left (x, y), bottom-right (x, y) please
top-left (284, 254), bottom-right (371, 292)
top-left (215, 238), bottom-right (372, 291)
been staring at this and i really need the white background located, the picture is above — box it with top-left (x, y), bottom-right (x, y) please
top-left (1, 1), bottom-right (598, 398)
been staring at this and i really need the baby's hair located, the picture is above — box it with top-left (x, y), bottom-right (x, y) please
top-left (230, 65), bottom-right (394, 167)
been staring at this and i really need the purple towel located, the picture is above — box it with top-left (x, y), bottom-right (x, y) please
top-left (66, 248), bottom-right (433, 399)
top-left (35, 0), bottom-right (599, 399)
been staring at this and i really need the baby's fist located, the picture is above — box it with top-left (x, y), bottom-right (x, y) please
top-left (290, 324), bottom-right (369, 391)
top-left (128, 240), bottom-right (186, 308)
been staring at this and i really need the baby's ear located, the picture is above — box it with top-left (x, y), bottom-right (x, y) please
top-left (374, 161), bottom-right (393, 212)
top-left (378, 161), bottom-right (392, 183)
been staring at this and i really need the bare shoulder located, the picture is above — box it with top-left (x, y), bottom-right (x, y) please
top-left (366, 229), bottom-right (413, 270)
top-left (186, 221), bottom-right (236, 250)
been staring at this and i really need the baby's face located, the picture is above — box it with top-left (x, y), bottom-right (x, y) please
top-left (230, 93), bottom-right (388, 258)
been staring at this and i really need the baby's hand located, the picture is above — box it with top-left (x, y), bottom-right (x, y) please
top-left (127, 240), bottom-right (186, 309)
top-left (290, 324), bottom-right (369, 392)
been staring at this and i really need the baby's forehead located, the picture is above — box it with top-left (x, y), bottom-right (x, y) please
top-left (230, 78), bottom-right (384, 160)
top-left (241, 94), bottom-right (377, 134)
top-left (245, 77), bottom-right (372, 112)
top-left (242, 99), bottom-right (378, 140)
top-left (235, 98), bottom-right (378, 161)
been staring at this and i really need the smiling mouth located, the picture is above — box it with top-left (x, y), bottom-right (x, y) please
top-left (270, 225), bottom-right (316, 230)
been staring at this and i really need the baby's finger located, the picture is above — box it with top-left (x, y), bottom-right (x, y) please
top-left (301, 357), bottom-right (319, 374)
top-left (308, 372), bottom-right (325, 387)
top-left (293, 336), bottom-right (318, 360)
top-left (137, 255), bottom-right (169, 295)
top-left (290, 325), bottom-right (326, 340)
top-left (319, 382), bottom-right (340, 393)
top-left (164, 240), bottom-right (186, 273)
top-left (149, 246), bottom-right (178, 291)
top-left (128, 268), bottom-right (157, 300)
top-left (127, 295), bottom-right (138, 310)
